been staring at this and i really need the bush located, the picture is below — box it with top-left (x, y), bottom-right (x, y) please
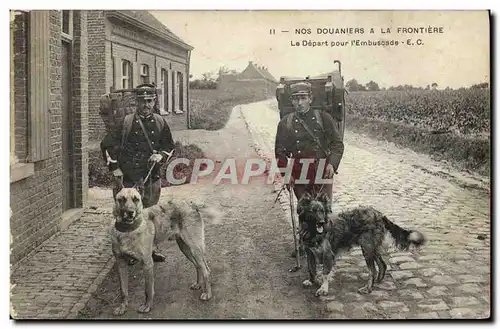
top-left (88, 141), bottom-right (206, 188)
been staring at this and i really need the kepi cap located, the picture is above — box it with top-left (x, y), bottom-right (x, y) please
top-left (290, 82), bottom-right (312, 96)
top-left (135, 84), bottom-right (156, 100)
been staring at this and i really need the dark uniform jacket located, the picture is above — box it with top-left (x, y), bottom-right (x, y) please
top-left (100, 112), bottom-right (175, 183)
top-left (275, 109), bottom-right (344, 182)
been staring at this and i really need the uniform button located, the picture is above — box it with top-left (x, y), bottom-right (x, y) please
top-left (151, 141), bottom-right (155, 144)
top-left (135, 131), bottom-right (138, 134)
top-left (295, 119), bottom-right (298, 122)
top-left (295, 130), bottom-right (298, 133)
top-left (312, 117), bottom-right (315, 119)
top-left (135, 120), bottom-right (139, 123)
top-left (298, 150), bottom-right (301, 154)
top-left (296, 140), bottom-right (299, 143)
top-left (151, 119), bottom-right (154, 122)
top-left (151, 131), bottom-right (154, 134)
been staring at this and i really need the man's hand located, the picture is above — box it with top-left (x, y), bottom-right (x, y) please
top-left (149, 153), bottom-right (163, 163)
top-left (325, 164), bottom-right (336, 179)
top-left (112, 168), bottom-right (123, 177)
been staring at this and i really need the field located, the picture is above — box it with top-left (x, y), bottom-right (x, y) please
top-left (345, 89), bottom-right (490, 136)
top-left (188, 88), bottom-right (272, 130)
top-left (344, 88), bottom-right (491, 175)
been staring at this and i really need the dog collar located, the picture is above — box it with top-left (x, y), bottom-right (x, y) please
top-left (115, 217), bottom-right (143, 232)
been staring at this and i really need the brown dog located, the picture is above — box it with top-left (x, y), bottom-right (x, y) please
top-left (297, 192), bottom-right (426, 297)
top-left (110, 179), bottom-right (219, 315)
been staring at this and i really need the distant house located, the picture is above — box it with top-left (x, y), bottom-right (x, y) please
top-left (10, 10), bottom-right (89, 265)
top-left (87, 10), bottom-right (194, 139)
top-left (238, 61), bottom-right (278, 83)
top-left (218, 61), bottom-right (278, 98)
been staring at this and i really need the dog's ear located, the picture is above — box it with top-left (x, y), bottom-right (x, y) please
top-left (135, 178), bottom-right (145, 196)
top-left (302, 192), bottom-right (312, 202)
top-left (317, 192), bottom-right (331, 211)
top-left (316, 191), bottom-right (329, 203)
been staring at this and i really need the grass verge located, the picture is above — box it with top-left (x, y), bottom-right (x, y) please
top-left (189, 89), bottom-right (271, 130)
top-left (345, 113), bottom-right (490, 177)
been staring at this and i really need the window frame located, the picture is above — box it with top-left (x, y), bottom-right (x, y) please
top-left (60, 10), bottom-right (73, 42)
top-left (140, 64), bottom-right (150, 84)
top-left (121, 59), bottom-right (132, 89)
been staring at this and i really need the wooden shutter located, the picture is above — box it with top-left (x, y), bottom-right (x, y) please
top-left (156, 65), bottom-right (164, 110)
top-left (113, 57), bottom-right (121, 91)
top-left (28, 10), bottom-right (51, 162)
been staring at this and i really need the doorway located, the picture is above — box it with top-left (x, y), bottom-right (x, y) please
top-left (61, 40), bottom-right (75, 211)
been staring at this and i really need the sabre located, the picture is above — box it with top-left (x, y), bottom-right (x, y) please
top-left (144, 149), bottom-right (176, 183)
top-left (288, 181), bottom-right (302, 272)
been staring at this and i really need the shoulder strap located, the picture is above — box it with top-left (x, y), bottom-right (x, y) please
top-left (314, 109), bottom-right (324, 131)
top-left (137, 116), bottom-right (155, 153)
top-left (121, 113), bottom-right (135, 151)
top-left (286, 112), bottom-right (295, 131)
top-left (152, 113), bottom-right (165, 133)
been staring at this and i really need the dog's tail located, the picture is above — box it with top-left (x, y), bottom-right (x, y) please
top-left (382, 216), bottom-right (426, 251)
top-left (190, 202), bottom-right (223, 253)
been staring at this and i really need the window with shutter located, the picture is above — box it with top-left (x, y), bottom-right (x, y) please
top-left (140, 64), bottom-right (150, 84)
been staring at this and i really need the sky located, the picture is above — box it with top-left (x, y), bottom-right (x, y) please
top-left (150, 10), bottom-right (491, 89)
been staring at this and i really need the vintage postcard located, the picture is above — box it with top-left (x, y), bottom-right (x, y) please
top-left (9, 9), bottom-right (491, 320)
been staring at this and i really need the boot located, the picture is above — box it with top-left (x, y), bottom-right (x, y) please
top-left (152, 250), bottom-right (166, 262)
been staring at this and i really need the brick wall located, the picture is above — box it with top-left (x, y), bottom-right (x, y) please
top-left (10, 10), bottom-right (89, 265)
top-left (87, 10), bottom-right (107, 141)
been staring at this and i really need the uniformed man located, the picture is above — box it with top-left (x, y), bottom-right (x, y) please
top-left (274, 81), bottom-right (344, 257)
top-left (101, 83), bottom-right (175, 262)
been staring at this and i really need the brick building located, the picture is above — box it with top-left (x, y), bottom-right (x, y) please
top-left (10, 10), bottom-right (89, 265)
top-left (87, 10), bottom-right (194, 140)
top-left (218, 61), bottom-right (278, 98)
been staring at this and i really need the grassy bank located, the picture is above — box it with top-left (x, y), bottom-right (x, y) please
top-left (189, 89), bottom-right (272, 130)
top-left (345, 113), bottom-right (490, 177)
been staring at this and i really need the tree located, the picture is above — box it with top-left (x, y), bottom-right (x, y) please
top-left (365, 80), bottom-right (380, 91)
top-left (346, 79), bottom-right (362, 92)
top-left (431, 82), bottom-right (438, 90)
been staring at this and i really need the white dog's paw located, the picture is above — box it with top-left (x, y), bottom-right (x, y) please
top-left (200, 292), bottom-right (212, 301)
top-left (190, 282), bottom-right (201, 290)
top-left (357, 285), bottom-right (372, 295)
top-left (113, 303), bottom-right (128, 316)
top-left (302, 279), bottom-right (313, 288)
top-left (315, 286), bottom-right (329, 297)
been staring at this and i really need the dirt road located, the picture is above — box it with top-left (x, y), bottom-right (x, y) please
top-left (79, 105), bottom-right (332, 319)
top-left (79, 100), bottom-right (490, 319)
